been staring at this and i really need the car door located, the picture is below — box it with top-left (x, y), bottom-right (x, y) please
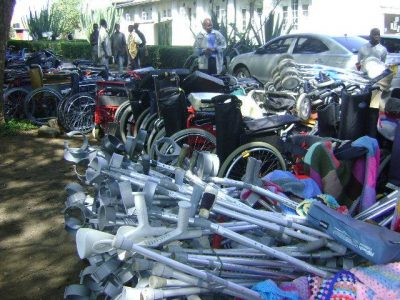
top-left (292, 36), bottom-right (331, 66)
top-left (247, 37), bottom-right (296, 82)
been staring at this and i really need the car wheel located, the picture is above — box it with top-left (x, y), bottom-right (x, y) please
top-left (234, 67), bottom-right (251, 79)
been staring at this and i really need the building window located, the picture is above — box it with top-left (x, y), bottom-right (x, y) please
top-left (125, 13), bottom-right (131, 22)
top-left (220, 8), bottom-right (226, 23)
top-left (188, 7), bottom-right (192, 20)
top-left (282, 6), bottom-right (288, 30)
top-left (142, 11), bottom-right (148, 21)
top-left (291, 0), bottom-right (299, 30)
top-left (256, 8), bottom-right (262, 17)
top-left (180, 6), bottom-right (186, 16)
top-left (216, 5), bottom-right (220, 20)
top-left (242, 9), bottom-right (247, 31)
top-left (163, 10), bottom-right (167, 18)
top-left (302, 4), bottom-right (309, 17)
top-left (167, 9), bottom-right (172, 17)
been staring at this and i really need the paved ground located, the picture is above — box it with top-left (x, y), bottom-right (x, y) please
top-left (0, 131), bottom-right (88, 299)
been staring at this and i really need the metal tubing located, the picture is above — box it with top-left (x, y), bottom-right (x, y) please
top-left (191, 218), bottom-right (329, 277)
top-left (114, 240), bottom-right (264, 300)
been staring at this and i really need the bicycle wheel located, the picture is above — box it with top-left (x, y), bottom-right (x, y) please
top-left (63, 93), bottom-right (95, 133)
top-left (24, 87), bottom-right (63, 125)
top-left (3, 87), bottom-right (29, 121)
top-left (160, 128), bottom-right (217, 165)
top-left (218, 142), bottom-right (286, 180)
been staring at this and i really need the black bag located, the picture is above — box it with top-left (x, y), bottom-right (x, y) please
top-left (181, 71), bottom-right (226, 94)
top-left (338, 90), bottom-right (378, 140)
top-left (213, 94), bottom-right (244, 163)
top-left (317, 102), bottom-right (339, 137)
top-left (158, 87), bottom-right (188, 136)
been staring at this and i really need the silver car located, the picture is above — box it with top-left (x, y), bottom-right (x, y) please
top-left (228, 33), bottom-right (367, 83)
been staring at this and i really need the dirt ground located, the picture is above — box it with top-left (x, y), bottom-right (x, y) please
top-left (0, 130), bottom-right (90, 299)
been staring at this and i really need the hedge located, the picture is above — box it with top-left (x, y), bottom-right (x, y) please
top-left (7, 39), bottom-right (193, 69)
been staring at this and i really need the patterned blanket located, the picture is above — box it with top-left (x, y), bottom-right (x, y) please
top-left (303, 136), bottom-right (380, 210)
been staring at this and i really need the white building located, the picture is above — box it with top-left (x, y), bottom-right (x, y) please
top-left (113, 0), bottom-right (400, 46)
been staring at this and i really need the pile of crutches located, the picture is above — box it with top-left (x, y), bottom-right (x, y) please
top-left (63, 130), bottom-right (384, 300)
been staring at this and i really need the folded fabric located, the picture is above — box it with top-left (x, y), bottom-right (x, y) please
top-left (263, 170), bottom-right (322, 199)
top-left (252, 279), bottom-right (300, 300)
top-left (279, 276), bottom-right (310, 300)
top-left (296, 194), bottom-right (341, 217)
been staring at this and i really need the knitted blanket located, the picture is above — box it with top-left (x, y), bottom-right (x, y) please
top-left (303, 136), bottom-right (379, 209)
top-left (279, 262), bottom-right (400, 300)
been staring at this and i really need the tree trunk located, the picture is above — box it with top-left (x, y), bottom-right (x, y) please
top-left (0, 0), bottom-right (16, 124)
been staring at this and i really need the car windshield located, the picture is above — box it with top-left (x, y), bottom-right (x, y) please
top-left (332, 36), bottom-right (367, 53)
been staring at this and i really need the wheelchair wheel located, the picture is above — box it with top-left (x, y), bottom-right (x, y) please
top-left (63, 92), bottom-right (95, 133)
top-left (134, 107), bottom-right (150, 136)
top-left (218, 142), bottom-right (286, 180)
top-left (24, 87), bottom-right (62, 125)
top-left (149, 127), bottom-right (166, 160)
top-left (160, 128), bottom-right (216, 165)
top-left (3, 87), bottom-right (30, 121)
top-left (114, 101), bottom-right (131, 124)
top-left (118, 106), bottom-right (136, 142)
top-left (147, 119), bottom-right (165, 154)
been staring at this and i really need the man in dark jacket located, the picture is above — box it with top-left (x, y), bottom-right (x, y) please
top-left (89, 23), bottom-right (99, 64)
top-left (111, 23), bottom-right (127, 73)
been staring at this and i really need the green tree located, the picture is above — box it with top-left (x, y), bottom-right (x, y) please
top-left (0, 0), bottom-right (17, 123)
top-left (80, 4), bottom-right (121, 41)
top-left (23, 4), bottom-right (66, 40)
top-left (51, 0), bottom-right (81, 37)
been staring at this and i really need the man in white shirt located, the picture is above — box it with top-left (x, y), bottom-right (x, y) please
top-left (98, 19), bottom-right (112, 68)
top-left (358, 28), bottom-right (388, 67)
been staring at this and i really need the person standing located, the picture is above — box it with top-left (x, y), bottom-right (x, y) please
top-left (98, 19), bottom-right (112, 68)
top-left (89, 23), bottom-right (99, 64)
top-left (127, 24), bottom-right (142, 70)
top-left (193, 17), bottom-right (227, 75)
top-left (133, 23), bottom-right (146, 68)
top-left (358, 28), bottom-right (388, 69)
top-left (111, 24), bottom-right (127, 73)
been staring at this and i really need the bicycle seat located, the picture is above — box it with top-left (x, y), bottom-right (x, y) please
top-left (244, 114), bottom-right (300, 134)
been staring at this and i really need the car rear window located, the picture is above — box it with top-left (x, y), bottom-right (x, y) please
top-left (332, 36), bottom-right (367, 53)
top-left (381, 38), bottom-right (400, 53)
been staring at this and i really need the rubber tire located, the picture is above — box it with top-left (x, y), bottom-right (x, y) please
top-left (234, 66), bottom-right (251, 79)
top-left (3, 87), bottom-right (30, 121)
top-left (296, 93), bottom-right (312, 121)
top-left (218, 141), bottom-right (286, 180)
top-left (134, 107), bottom-right (150, 136)
top-left (149, 127), bottom-right (166, 160)
top-left (24, 87), bottom-right (63, 125)
top-left (147, 119), bottom-right (165, 155)
top-left (139, 112), bottom-right (158, 137)
top-left (114, 101), bottom-right (131, 124)
top-left (118, 105), bottom-right (136, 142)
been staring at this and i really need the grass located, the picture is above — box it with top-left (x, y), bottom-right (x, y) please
top-left (0, 119), bottom-right (38, 137)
